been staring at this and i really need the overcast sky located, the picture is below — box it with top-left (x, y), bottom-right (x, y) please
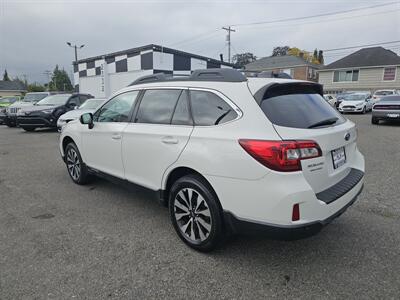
top-left (1, 0), bottom-right (399, 83)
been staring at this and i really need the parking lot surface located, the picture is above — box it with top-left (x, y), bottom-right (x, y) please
top-left (1, 114), bottom-right (400, 299)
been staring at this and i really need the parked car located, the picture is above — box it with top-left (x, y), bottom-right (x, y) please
top-left (17, 93), bottom-right (93, 131)
top-left (336, 92), bottom-right (355, 108)
top-left (57, 98), bottom-right (106, 131)
top-left (60, 69), bottom-right (364, 252)
top-left (324, 94), bottom-right (337, 107)
top-left (0, 96), bottom-right (20, 124)
top-left (4, 92), bottom-right (51, 127)
top-left (371, 95), bottom-right (400, 124)
top-left (372, 89), bottom-right (399, 104)
top-left (338, 92), bottom-right (373, 113)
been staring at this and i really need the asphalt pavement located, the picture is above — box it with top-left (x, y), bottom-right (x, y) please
top-left (0, 114), bottom-right (399, 299)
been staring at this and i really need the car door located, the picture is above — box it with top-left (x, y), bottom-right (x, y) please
top-left (81, 90), bottom-right (139, 179)
top-left (122, 88), bottom-right (193, 190)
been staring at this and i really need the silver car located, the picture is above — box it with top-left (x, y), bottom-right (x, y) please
top-left (371, 95), bottom-right (400, 124)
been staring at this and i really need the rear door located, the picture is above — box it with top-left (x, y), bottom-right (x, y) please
top-left (122, 88), bottom-right (193, 190)
top-left (258, 83), bottom-right (357, 193)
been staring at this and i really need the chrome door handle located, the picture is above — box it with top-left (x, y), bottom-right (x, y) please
top-left (111, 134), bottom-right (122, 140)
top-left (161, 136), bottom-right (178, 144)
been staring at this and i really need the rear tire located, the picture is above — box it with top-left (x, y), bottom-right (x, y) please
top-left (169, 174), bottom-right (224, 252)
top-left (371, 117), bottom-right (379, 125)
top-left (65, 143), bottom-right (90, 185)
top-left (22, 127), bottom-right (35, 131)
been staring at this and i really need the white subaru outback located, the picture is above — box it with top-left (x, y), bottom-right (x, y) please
top-left (59, 69), bottom-right (365, 252)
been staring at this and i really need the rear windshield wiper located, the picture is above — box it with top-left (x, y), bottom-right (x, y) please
top-left (308, 117), bottom-right (338, 128)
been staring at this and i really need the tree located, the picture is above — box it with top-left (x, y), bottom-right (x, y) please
top-left (3, 69), bottom-right (10, 81)
top-left (318, 50), bottom-right (324, 64)
top-left (49, 65), bottom-right (73, 91)
top-left (313, 49), bottom-right (318, 62)
top-left (232, 52), bottom-right (257, 68)
top-left (272, 46), bottom-right (290, 56)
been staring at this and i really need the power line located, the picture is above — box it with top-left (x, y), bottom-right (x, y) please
top-left (323, 40), bottom-right (400, 52)
top-left (229, 1), bottom-right (398, 27)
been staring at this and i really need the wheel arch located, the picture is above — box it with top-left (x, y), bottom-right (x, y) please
top-left (62, 135), bottom-right (76, 153)
top-left (162, 166), bottom-right (223, 211)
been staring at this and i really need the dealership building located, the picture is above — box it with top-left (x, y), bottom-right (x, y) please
top-left (73, 44), bottom-right (233, 98)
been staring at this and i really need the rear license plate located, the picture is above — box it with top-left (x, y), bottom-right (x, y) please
top-left (387, 113), bottom-right (400, 118)
top-left (332, 147), bottom-right (346, 169)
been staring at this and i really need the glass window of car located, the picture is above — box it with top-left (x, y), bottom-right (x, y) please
top-left (79, 99), bottom-right (105, 110)
top-left (23, 93), bottom-right (48, 102)
top-left (375, 90), bottom-right (394, 96)
top-left (260, 85), bottom-right (345, 129)
top-left (342, 94), bottom-right (367, 101)
top-left (190, 90), bottom-right (238, 126)
top-left (36, 94), bottom-right (71, 106)
top-left (68, 96), bottom-right (80, 107)
top-left (135, 89), bottom-right (182, 124)
top-left (171, 91), bottom-right (192, 125)
top-left (95, 91), bottom-right (139, 123)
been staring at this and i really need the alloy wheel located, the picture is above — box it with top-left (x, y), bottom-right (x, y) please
top-left (173, 188), bottom-right (212, 243)
top-left (66, 148), bottom-right (81, 181)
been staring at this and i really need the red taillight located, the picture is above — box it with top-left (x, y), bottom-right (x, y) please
top-left (238, 139), bottom-right (322, 172)
top-left (292, 203), bottom-right (300, 221)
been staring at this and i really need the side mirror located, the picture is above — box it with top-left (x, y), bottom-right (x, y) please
top-left (80, 113), bottom-right (94, 129)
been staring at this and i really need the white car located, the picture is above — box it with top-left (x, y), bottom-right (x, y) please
top-left (59, 69), bottom-right (365, 251)
top-left (372, 89), bottom-right (399, 103)
top-left (338, 92), bottom-right (373, 113)
top-left (57, 98), bottom-right (106, 131)
top-left (324, 94), bottom-right (337, 107)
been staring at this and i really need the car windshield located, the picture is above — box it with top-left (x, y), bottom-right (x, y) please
top-left (23, 93), bottom-right (48, 102)
top-left (380, 96), bottom-right (400, 102)
top-left (342, 94), bottom-right (366, 101)
top-left (375, 91), bottom-right (393, 96)
top-left (36, 94), bottom-right (71, 106)
top-left (1, 97), bottom-right (18, 103)
top-left (79, 99), bottom-right (105, 110)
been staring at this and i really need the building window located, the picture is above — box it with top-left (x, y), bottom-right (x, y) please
top-left (383, 67), bottom-right (396, 81)
top-left (333, 69), bottom-right (359, 82)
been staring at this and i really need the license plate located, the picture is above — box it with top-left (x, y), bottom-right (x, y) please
top-left (331, 147), bottom-right (346, 169)
top-left (387, 113), bottom-right (400, 118)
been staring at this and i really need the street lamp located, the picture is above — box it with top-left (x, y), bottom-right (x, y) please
top-left (66, 42), bottom-right (85, 62)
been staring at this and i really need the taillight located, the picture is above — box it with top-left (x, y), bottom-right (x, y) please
top-left (239, 139), bottom-right (322, 172)
top-left (292, 204), bottom-right (300, 221)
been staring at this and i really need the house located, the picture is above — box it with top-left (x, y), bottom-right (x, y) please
top-left (318, 47), bottom-right (400, 94)
top-left (0, 80), bottom-right (26, 97)
top-left (243, 55), bottom-right (322, 82)
top-left (73, 44), bottom-right (233, 98)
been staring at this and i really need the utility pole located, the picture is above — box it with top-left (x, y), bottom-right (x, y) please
top-left (222, 26), bottom-right (236, 63)
top-left (43, 70), bottom-right (52, 91)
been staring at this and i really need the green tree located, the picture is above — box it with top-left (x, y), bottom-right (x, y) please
top-left (232, 52), bottom-right (257, 68)
top-left (272, 46), bottom-right (290, 56)
top-left (49, 65), bottom-right (73, 91)
top-left (318, 50), bottom-right (324, 64)
top-left (3, 69), bottom-right (10, 81)
top-left (313, 49), bottom-right (318, 61)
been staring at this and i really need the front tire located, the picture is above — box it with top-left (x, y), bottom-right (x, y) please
top-left (169, 175), bottom-right (224, 252)
top-left (362, 106), bottom-right (366, 114)
top-left (65, 143), bottom-right (90, 185)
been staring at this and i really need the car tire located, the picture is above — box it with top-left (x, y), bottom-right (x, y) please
top-left (371, 117), bottom-right (379, 125)
top-left (169, 174), bottom-right (224, 252)
top-left (6, 121), bottom-right (16, 128)
top-left (362, 107), bottom-right (366, 114)
top-left (65, 142), bottom-right (90, 185)
top-left (22, 127), bottom-right (35, 131)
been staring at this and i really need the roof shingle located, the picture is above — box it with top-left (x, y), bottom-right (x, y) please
top-left (245, 55), bottom-right (321, 71)
top-left (0, 80), bottom-right (26, 91)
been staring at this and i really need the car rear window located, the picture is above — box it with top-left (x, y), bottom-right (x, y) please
top-left (259, 84), bottom-right (345, 129)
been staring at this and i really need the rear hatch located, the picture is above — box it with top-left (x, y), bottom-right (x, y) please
top-left (253, 81), bottom-right (357, 193)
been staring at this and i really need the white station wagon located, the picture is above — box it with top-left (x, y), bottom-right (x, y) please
top-left (60, 69), bottom-right (365, 251)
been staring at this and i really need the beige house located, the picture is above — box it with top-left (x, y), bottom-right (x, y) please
top-left (319, 47), bottom-right (400, 94)
top-left (244, 55), bottom-right (321, 82)
top-left (0, 80), bottom-right (26, 97)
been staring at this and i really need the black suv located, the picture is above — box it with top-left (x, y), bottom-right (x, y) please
top-left (17, 93), bottom-right (93, 131)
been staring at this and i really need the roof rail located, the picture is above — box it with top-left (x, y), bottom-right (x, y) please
top-left (129, 68), bottom-right (246, 86)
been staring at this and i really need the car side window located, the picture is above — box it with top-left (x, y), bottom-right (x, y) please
top-left (68, 96), bottom-right (80, 107)
top-left (135, 89), bottom-right (182, 124)
top-left (79, 95), bottom-right (89, 104)
top-left (171, 91), bottom-right (192, 125)
top-left (189, 90), bottom-right (238, 126)
top-left (94, 91), bottom-right (139, 123)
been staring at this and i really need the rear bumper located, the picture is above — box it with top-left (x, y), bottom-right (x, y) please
top-left (224, 184), bottom-right (363, 240)
top-left (17, 116), bottom-right (57, 128)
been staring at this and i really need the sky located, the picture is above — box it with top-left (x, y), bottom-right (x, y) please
top-left (0, 0), bottom-right (399, 84)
